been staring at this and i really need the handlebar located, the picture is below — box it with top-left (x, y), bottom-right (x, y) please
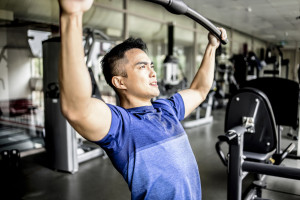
top-left (144, 0), bottom-right (228, 45)
top-left (215, 130), bottom-right (238, 166)
top-left (215, 126), bottom-right (247, 166)
top-left (215, 140), bottom-right (228, 166)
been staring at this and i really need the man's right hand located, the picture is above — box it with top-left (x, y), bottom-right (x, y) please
top-left (58, 0), bottom-right (94, 15)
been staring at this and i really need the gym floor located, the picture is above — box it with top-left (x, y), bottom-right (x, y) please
top-left (2, 108), bottom-right (300, 200)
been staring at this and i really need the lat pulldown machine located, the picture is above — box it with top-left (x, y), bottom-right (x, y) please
top-left (216, 88), bottom-right (300, 200)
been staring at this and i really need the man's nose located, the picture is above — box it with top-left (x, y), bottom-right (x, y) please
top-left (149, 66), bottom-right (156, 77)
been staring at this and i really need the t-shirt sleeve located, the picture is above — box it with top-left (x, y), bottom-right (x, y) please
top-left (156, 93), bottom-right (185, 121)
top-left (92, 104), bottom-right (129, 154)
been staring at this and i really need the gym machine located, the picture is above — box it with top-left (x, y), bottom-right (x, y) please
top-left (216, 88), bottom-right (300, 200)
top-left (242, 77), bottom-right (300, 148)
top-left (42, 29), bottom-right (110, 173)
top-left (214, 55), bottom-right (239, 108)
top-left (158, 23), bottom-right (187, 98)
top-left (263, 46), bottom-right (289, 79)
top-left (163, 23), bottom-right (181, 86)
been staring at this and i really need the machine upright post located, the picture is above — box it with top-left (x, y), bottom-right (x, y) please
top-left (227, 131), bottom-right (244, 200)
top-left (298, 108), bottom-right (300, 156)
top-left (43, 37), bottom-right (79, 173)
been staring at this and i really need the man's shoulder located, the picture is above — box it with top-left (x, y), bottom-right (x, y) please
top-left (106, 103), bottom-right (132, 120)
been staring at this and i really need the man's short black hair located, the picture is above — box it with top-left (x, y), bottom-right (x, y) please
top-left (101, 37), bottom-right (148, 89)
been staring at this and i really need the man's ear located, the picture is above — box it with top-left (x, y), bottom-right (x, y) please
top-left (112, 76), bottom-right (127, 90)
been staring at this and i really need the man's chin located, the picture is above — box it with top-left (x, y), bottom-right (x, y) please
top-left (149, 91), bottom-right (160, 100)
top-left (154, 89), bottom-right (160, 97)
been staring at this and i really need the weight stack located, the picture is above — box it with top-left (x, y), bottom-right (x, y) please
top-left (42, 37), bottom-right (78, 173)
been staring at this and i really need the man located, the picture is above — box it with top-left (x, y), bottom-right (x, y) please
top-left (58, 0), bottom-right (227, 199)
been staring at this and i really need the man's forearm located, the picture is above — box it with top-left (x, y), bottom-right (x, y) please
top-left (59, 12), bottom-right (93, 116)
top-left (179, 28), bottom-right (225, 118)
top-left (190, 44), bottom-right (217, 98)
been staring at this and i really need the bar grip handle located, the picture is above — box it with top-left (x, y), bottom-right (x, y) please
top-left (215, 140), bottom-right (228, 166)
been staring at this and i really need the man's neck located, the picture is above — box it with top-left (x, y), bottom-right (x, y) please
top-left (119, 94), bottom-right (153, 109)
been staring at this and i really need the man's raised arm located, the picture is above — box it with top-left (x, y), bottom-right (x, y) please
top-left (179, 28), bottom-right (227, 118)
top-left (58, 0), bottom-right (111, 141)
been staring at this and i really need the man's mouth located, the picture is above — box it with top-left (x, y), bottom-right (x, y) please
top-left (150, 82), bottom-right (158, 87)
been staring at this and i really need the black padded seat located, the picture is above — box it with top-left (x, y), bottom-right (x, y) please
top-left (225, 88), bottom-right (278, 162)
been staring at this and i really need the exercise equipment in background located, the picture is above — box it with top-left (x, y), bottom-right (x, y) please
top-left (216, 88), bottom-right (300, 200)
top-left (42, 29), bottom-right (111, 173)
top-left (242, 77), bottom-right (299, 149)
top-left (158, 23), bottom-right (187, 98)
top-left (263, 46), bottom-right (290, 79)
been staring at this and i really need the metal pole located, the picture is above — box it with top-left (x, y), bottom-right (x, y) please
top-left (123, 0), bottom-right (129, 40)
top-left (193, 21), bottom-right (197, 77)
top-left (298, 105), bottom-right (300, 156)
top-left (243, 161), bottom-right (300, 180)
top-left (227, 132), bottom-right (243, 200)
top-left (277, 125), bottom-right (281, 154)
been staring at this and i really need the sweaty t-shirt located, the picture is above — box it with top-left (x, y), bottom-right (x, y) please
top-left (94, 93), bottom-right (201, 200)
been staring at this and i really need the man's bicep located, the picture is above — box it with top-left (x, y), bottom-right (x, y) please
top-left (70, 98), bottom-right (112, 142)
top-left (178, 89), bottom-right (205, 118)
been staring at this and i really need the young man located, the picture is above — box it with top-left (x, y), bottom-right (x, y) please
top-left (58, 0), bottom-right (227, 199)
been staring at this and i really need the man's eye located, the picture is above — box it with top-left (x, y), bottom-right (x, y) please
top-left (141, 65), bottom-right (146, 68)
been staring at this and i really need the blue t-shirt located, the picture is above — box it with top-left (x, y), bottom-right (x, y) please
top-left (94, 93), bottom-right (201, 200)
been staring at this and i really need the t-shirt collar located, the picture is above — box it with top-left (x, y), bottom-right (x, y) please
top-left (126, 105), bottom-right (156, 114)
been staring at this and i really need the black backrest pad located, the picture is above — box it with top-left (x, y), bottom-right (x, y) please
top-left (242, 77), bottom-right (299, 129)
top-left (225, 88), bottom-right (277, 153)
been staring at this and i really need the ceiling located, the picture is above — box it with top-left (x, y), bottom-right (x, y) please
top-left (0, 0), bottom-right (300, 49)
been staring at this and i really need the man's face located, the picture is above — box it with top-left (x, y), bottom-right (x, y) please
top-left (121, 48), bottom-right (160, 100)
